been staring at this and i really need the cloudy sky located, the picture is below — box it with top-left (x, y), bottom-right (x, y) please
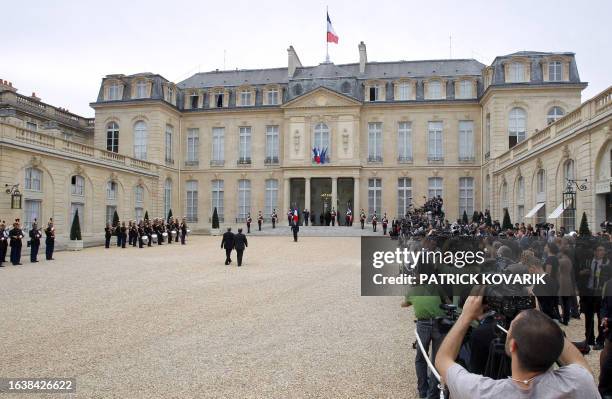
top-left (3, 0), bottom-right (610, 117)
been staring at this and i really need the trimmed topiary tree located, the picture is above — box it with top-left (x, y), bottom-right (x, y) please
top-left (70, 209), bottom-right (82, 241)
top-left (472, 211), bottom-right (480, 224)
top-left (167, 209), bottom-right (173, 222)
top-left (212, 207), bottom-right (219, 229)
top-left (578, 211), bottom-right (591, 236)
top-left (502, 208), bottom-right (513, 230)
top-left (144, 210), bottom-right (149, 221)
top-left (462, 210), bottom-right (469, 225)
top-left (112, 209), bottom-right (119, 228)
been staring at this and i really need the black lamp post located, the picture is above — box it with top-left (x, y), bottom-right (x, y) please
top-left (562, 178), bottom-right (588, 211)
top-left (5, 184), bottom-right (22, 210)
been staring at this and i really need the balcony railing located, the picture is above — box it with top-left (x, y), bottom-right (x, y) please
top-left (165, 158), bottom-right (174, 166)
top-left (210, 159), bottom-right (224, 167)
top-left (264, 156), bottom-right (279, 165)
top-left (1, 121), bottom-right (155, 173)
top-left (397, 156), bottom-right (413, 163)
top-left (458, 155), bottom-right (475, 162)
top-left (184, 160), bottom-right (199, 167)
top-left (237, 157), bottom-right (252, 165)
top-left (427, 155), bottom-right (444, 162)
top-left (367, 155), bottom-right (383, 163)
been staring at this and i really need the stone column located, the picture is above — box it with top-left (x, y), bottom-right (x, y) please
top-left (331, 177), bottom-right (338, 212)
top-left (284, 177), bottom-right (290, 212)
top-left (305, 177), bottom-right (311, 212)
top-left (353, 177), bottom-right (360, 214)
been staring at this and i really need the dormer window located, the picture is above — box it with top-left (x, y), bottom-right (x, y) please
top-left (548, 61), bottom-right (562, 82)
top-left (398, 83), bottom-right (411, 100)
top-left (267, 88), bottom-right (279, 105)
top-left (215, 92), bottom-right (224, 108)
top-left (509, 62), bottom-right (526, 83)
top-left (456, 79), bottom-right (473, 99)
top-left (190, 93), bottom-right (199, 109)
top-left (428, 81), bottom-right (442, 100)
top-left (108, 83), bottom-right (120, 100)
top-left (240, 90), bottom-right (252, 106)
top-left (369, 85), bottom-right (380, 101)
top-left (135, 80), bottom-right (147, 98)
top-left (167, 87), bottom-right (174, 102)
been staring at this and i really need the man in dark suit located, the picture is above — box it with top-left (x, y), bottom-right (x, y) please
top-left (233, 228), bottom-right (248, 267)
top-left (221, 227), bottom-right (235, 265)
top-left (0, 220), bottom-right (8, 267)
top-left (291, 223), bottom-right (299, 242)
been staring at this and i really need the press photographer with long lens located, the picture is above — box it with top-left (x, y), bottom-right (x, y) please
top-left (435, 295), bottom-right (600, 398)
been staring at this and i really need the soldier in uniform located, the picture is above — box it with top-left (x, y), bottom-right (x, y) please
top-left (221, 227), bottom-right (235, 265)
top-left (271, 209), bottom-right (278, 228)
top-left (0, 220), bottom-right (8, 267)
top-left (359, 209), bottom-right (366, 229)
top-left (291, 222), bottom-right (299, 242)
top-left (137, 221), bottom-right (145, 248)
top-left (302, 208), bottom-right (309, 226)
top-left (287, 208), bottom-right (293, 226)
top-left (9, 219), bottom-right (23, 265)
top-left (371, 212), bottom-right (378, 232)
top-left (180, 218), bottom-right (188, 245)
top-left (157, 219), bottom-right (165, 246)
top-left (167, 217), bottom-right (174, 244)
top-left (257, 211), bottom-right (263, 231)
top-left (120, 221), bottom-right (128, 248)
top-left (246, 213), bottom-right (252, 234)
top-left (104, 222), bottom-right (112, 248)
top-left (29, 219), bottom-right (41, 262)
top-left (234, 228), bottom-right (248, 267)
top-left (345, 209), bottom-right (352, 227)
top-left (382, 213), bottom-right (389, 235)
top-left (330, 208), bottom-right (336, 226)
top-left (115, 222), bottom-right (121, 247)
top-left (145, 220), bottom-right (153, 247)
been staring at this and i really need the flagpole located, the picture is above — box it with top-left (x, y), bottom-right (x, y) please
top-left (325, 6), bottom-right (329, 63)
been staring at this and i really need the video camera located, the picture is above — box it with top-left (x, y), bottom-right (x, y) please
top-left (483, 284), bottom-right (536, 323)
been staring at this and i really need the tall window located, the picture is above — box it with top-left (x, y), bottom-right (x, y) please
top-left (211, 127), bottom-right (224, 164)
top-left (485, 175), bottom-right (491, 210)
top-left (136, 81), bottom-right (147, 98)
top-left (501, 182), bottom-right (509, 210)
top-left (186, 180), bottom-right (198, 222)
top-left (397, 122), bottom-right (412, 162)
top-left (428, 81), bottom-right (442, 99)
top-left (368, 122), bottom-right (383, 162)
top-left (368, 178), bottom-right (382, 217)
top-left (265, 126), bottom-right (279, 163)
top-left (164, 179), bottom-right (172, 219)
top-left (190, 94), bottom-right (199, 109)
top-left (548, 61), bottom-right (562, 82)
top-left (106, 122), bottom-right (119, 153)
top-left (24, 199), bottom-right (41, 232)
top-left (106, 205), bottom-right (116, 225)
top-left (547, 106), bottom-right (565, 125)
top-left (25, 167), bottom-right (42, 191)
top-left (26, 122), bottom-right (38, 131)
top-left (70, 202), bottom-right (84, 230)
top-left (265, 179), bottom-right (278, 218)
top-left (211, 180), bottom-right (224, 221)
top-left (106, 181), bottom-right (117, 200)
top-left (133, 121), bottom-right (147, 160)
top-left (165, 124), bottom-right (173, 163)
top-left (238, 127), bottom-right (251, 163)
top-left (516, 177), bottom-right (525, 222)
top-left (458, 121), bottom-right (474, 161)
top-left (238, 179), bottom-right (251, 221)
top-left (428, 177), bottom-right (443, 198)
top-left (428, 121), bottom-right (443, 161)
top-left (313, 123), bottom-right (330, 161)
top-left (134, 185), bottom-right (144, 220)
top-left (485, 114), bottom-right (491, 158)
top-left (508, 107), bottom-right (526, 148)
top-left (71, 175), bottom-right (84, 196)
top-left (240, 90), bottom-right (251, 106)
top-left (186, 128), bottom-right (199, 164)
top-left (457, 80), bottom-right (473, 99)
top-left (267, 88), bottom-right (279, 105)
top-left (397, 178), bottom-right (412, 217)
top-left (398, 83), bottom-right (411, 100)
top-left (214, 91), bottom-right (224, 108)
top-left (509, 62), bottom-right (526, 82)
top-left (536, 169), bottom-right (546, 206)
top-left (459, 177), bottom-right (474, 216)
top-left (108, 83), bottom-right (120, 100)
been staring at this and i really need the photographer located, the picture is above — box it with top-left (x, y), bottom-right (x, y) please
top-left (435, 295), bottom-right (599, 398)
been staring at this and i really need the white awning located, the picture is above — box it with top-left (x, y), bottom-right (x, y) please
top-left (547, 203), bottom-right (565, 219)
top-left (525, 202), bottom-right (545, 218)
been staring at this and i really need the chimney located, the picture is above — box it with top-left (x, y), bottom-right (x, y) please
top-left (31, 92), bottom-right (41, 101)
top-left (358, 41), bottom-right (367, 74)
top-left (287, 45), bottom-right (302, 78)
top-left (0, 79), bottom-right (17, 93)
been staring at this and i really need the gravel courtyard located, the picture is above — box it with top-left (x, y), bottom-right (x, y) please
top-left (0, 235), bottom-right (600, 398)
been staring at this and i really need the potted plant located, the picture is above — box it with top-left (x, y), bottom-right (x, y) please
top-left (67, 209), bottom-right (83, 251)
top-left (211, 207), bottom-right (220, 235)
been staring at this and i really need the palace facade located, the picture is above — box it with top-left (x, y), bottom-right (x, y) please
top-left (1, 43), bottom-right (611, 244)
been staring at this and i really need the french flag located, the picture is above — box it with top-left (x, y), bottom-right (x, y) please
top-left (313, 147), bottom-right (321, 164)
top-left (327, 13), bottom-right (338, 44)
